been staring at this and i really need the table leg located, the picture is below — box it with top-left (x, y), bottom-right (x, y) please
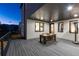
top-left (40, 35), bottom-right (42, 43)
top-left (54, 35), bottom-right (56, 41)
top-left (43, 37), bottom-right (46, 44)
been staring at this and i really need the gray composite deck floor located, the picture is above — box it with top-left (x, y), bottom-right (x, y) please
top-left (6, 38), bottom-right (79, 56)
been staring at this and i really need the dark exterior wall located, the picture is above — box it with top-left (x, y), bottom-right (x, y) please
top-left (20, 3), bottom-right (27, 39)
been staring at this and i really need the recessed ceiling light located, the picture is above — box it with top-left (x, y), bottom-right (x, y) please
top-left (41, 17), bottom-right (43, 20)
top-left (67, 6), bottom-right (73, 11)
top-left (74, 14), bottom-right (78, 17)
top-left (51, 20), bottom-right (53, 22)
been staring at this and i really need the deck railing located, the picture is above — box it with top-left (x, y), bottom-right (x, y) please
top-left (0, 32), bottom-right (11, 56)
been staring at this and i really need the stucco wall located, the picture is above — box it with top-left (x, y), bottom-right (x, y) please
top-left (27, 19), bottom-right (49, 40)
top-left (54, 18), bottom-right (79, 42)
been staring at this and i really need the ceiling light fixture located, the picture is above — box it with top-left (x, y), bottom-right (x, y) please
top-left (51, 20), bottom-right (53, 22)
top-left (67, 6), bottom-right (73, 11)
top-left (41, 17), bottom-right (43, 20)
top-left (74, 14), bottom-right (78, 17)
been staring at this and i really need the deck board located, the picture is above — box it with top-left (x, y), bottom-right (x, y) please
top-left (6, 38), bottom-right (79, 56)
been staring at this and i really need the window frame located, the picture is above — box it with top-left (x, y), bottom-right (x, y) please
top-left (35, 22), bottom-right (44, 32)
top-left (69, 20), bottom-right (78, 34)
top-left (58, 22), bottom-right (64, 32)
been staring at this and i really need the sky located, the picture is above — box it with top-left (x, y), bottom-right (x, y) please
top-left (0, 3), bottom-right (21, 25)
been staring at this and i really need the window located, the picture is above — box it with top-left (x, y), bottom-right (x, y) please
top-left (69, 20), bottom-right (78, 33)
top-left (35, 22), bottom-right (39, 31)
top-left (35, 22), bottom-right (44, 32)
top-left (58, 22), bottom-right (64, 32)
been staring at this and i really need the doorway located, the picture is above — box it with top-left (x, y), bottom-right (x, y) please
top-left (50, 23), bottom-right (54, 34)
